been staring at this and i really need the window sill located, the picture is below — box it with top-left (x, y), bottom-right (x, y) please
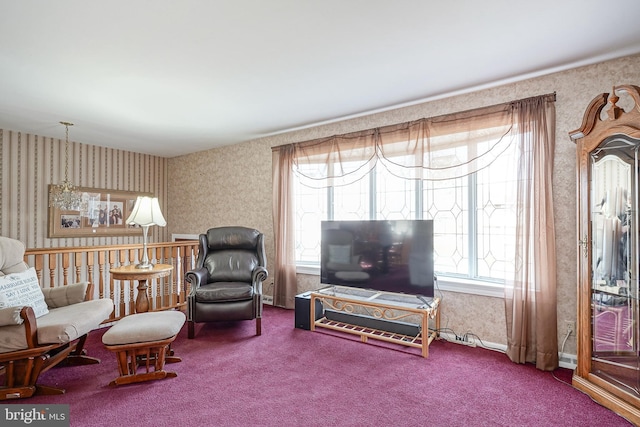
top-left (296, 264), bottom-right (320, 276)
top-left (295, 265), bottom-right (503, 299)
top-left (435, 277), bottom-right (503, 298)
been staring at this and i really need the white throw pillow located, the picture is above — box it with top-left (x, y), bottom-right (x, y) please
top-left (0, 267), bottom-right (49, 318)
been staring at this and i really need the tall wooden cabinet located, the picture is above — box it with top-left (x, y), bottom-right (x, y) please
top-left (570, 85), bottom-right (640, 424)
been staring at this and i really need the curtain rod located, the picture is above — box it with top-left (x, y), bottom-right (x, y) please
top-left (272, 92), bottom-right (557, 152)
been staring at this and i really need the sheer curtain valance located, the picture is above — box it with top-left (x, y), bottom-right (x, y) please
top-left (276, 98), bottom-right (556, 188)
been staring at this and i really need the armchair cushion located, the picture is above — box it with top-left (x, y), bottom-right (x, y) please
top-left (0, 298), bottom-right (113, 353)
top-left (0, 267), bottom-right (49, 318)
top-left (42, 281), bottom-right (89, 308)
top-left (195, 282), bottom-right (253, 303)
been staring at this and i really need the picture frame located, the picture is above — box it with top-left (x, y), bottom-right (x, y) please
top-left (48, 186), bottom-right (153, 238)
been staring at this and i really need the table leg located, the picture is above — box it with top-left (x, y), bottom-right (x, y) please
top-left (136, 279), bottom-right (150, 313)
top-left (310, 295), bottom-right (316, 331)
top-left (422, 312), bottom-right (428, 358)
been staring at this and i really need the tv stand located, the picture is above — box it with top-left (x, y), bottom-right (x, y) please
top-left (309, 285), bottom-right (440, 358)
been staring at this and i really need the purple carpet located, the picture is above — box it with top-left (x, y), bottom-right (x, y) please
top-left (15, 305), bottom-right (633, 426)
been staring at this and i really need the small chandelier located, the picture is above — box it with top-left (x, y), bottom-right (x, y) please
top-left (49, 121), bottom-right (84, 211)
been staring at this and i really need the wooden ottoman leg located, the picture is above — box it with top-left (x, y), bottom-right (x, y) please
top-left (105, 337), bottom-right (179, 386)
top-left (165, 344), bottom-right (182, 364)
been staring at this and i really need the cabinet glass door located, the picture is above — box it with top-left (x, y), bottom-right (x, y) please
top-left (590, 135), bottom-right (640, 396)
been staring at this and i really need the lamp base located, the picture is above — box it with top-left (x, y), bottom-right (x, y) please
top-left (135, 262), bottom-right (154, 269)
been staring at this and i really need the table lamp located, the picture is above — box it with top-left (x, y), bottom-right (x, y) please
top-left (126, 196), bottom-right (167, 269)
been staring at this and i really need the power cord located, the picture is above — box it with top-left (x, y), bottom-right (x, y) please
top-left (560, 324), bottom-right (572, 355)
top-left (433, 274), bottom-right (444, 304)
top-left (464, 332), bottom-right (503, 352)
top-left (551, 325), bottom-right (574, 386)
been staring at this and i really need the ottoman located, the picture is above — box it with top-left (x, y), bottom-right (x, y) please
top-left (102, 310), bottom-right (186, 386)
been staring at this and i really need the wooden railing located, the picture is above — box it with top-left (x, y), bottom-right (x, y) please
top-left (24, 241), bottom-right (199, 323)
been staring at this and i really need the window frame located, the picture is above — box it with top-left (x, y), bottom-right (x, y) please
top-left (294, 163), bottom-right (510, 297)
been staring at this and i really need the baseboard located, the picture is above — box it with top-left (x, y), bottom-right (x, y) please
top-left (263, 295), bottom-right (274, 305)
top-left (438, 332), bottom-right (576, 370)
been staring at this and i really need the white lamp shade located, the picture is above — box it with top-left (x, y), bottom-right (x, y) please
top-left (126, 196), bottom-right (167, 227)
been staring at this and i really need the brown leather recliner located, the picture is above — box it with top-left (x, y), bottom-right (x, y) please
top-left (185, 227), bottom-right (268, 339)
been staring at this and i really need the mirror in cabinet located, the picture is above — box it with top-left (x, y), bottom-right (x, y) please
top-left (571, 85), bottom-right (640, 424)
top-left (590, 136), bottom-right (638, 389)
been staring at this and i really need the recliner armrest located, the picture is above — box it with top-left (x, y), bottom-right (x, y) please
top-left (42, 282), bottom-right (90, 308)
top-left (252, 266), bottom-right (268, 288)
top-left (186, 268), bottom-right (209, 290)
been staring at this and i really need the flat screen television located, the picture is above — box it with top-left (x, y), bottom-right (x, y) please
top-left (321, 219), bottom-right (434, 298)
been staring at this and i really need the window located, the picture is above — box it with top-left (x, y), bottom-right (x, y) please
top-left (277, 94), bottom-right (555, 333)
top-left (294, 137), bottom-right (517, 293)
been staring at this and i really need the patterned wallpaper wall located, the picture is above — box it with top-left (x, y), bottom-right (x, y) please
top-left (167, 54), bottom-right (640, 355)
top-left (0, 130), bottom-right (168, 249)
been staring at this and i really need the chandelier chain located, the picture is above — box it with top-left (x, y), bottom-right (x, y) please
top-left (64, 122), bottom-right (70, 182)
top-left (49, 121), bottom-right (85, 211)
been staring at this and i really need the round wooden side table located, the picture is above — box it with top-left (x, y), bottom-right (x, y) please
top-left (110, 263), bottom-right (174, 313)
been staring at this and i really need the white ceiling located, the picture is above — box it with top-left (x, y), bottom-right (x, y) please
top-left (2, 1), bottom-right (640, 158)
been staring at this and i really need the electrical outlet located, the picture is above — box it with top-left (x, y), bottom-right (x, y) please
top-left (452, 335), bottom-right (476, 347)
top-left (565, 321), bottom-right (575, 335)
top-left (456, 337), bottom-right (476, 347)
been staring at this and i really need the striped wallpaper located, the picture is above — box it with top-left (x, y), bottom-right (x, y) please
top-left (0, 128), bottom-right (168, 249)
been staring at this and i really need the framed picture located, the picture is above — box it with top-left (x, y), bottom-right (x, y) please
top-left (48, 186), bottom-right (153, 238)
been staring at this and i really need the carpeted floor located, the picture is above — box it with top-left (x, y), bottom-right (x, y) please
top-left (16, 305), bottom-right (634, 426)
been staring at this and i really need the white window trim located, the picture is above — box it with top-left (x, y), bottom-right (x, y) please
top-left (296, 263), bottom-right (320, 276)
top-left (435, 276), bottom-right (504, 298)
top-left (295, 264), bottom-right (504, 298)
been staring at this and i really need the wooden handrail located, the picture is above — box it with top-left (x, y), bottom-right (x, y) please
top-left (24, 241), bottom-right (199, 323)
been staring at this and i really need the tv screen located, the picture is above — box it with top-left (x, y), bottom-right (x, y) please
top-left (321, 220), bottom-right (434, 298)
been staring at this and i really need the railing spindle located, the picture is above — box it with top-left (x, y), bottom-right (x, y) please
top-left (87, 253), bottom-right (95, 299)
top-left (74, 251), bottom-right (82, 283)
top-left (98, 251), bottom-right (106, 300)
top-left (62, 253), bottom-right (70, 286)
top-left (48, 254), bottom-right (56, 289)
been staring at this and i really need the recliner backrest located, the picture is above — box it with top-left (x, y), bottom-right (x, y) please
top-left (206, 227), bottom-right (261, 251)
top-left (197, 227), bottom-right (266, 283)
top-left (204, 250), bottom-right (259, 283)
